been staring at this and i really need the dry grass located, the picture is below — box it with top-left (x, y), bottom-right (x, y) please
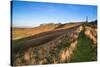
top-left (11, 23), bottom-right (97, 66)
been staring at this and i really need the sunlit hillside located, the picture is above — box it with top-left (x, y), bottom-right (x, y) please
top-left (11, 20), bottom-right (97, 66)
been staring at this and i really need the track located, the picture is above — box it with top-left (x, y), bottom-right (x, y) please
top-left (12, 24), bottom-right (81, 53)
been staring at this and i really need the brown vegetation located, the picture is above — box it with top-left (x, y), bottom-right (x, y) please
top-left (12, 22), bottom-right (97, 66)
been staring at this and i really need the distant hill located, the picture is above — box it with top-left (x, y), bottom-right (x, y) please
top-left (89, 20), bottom-right (97, 25)
top-left (12, 23), bottom-right (80, 40)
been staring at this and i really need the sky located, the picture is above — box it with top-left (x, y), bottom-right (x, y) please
top-left (12, 1), bottom-right (97, 27)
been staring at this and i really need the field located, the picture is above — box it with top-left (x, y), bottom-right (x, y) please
top-left (11, 21), bottom-right (97, 66)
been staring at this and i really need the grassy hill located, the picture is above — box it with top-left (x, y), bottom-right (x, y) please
top-left (11, 21), bottom-right (97, 66)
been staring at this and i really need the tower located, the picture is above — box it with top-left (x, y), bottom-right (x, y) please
top-left (86, 16), bottom-right (88, 23)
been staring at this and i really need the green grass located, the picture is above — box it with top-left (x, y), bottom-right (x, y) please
top-left (70, 31), bottom-right (97, 62)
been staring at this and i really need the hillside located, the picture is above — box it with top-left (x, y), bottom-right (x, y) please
top-left (12, 23), bottom-right (79, 40)
top-left (11, 21), bottom-right (97, 66)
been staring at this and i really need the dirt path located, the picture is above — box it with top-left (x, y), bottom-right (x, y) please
top-left (13, 24), bottom-right (81, 53)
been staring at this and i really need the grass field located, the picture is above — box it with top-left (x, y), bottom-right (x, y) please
top-left (70, 30), bottom-right (97, 62)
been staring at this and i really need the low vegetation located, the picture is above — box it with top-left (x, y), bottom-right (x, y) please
top-left (11, 21), bottom-right (97, 66)
top-left (70, 30), bottom-right (97, 62)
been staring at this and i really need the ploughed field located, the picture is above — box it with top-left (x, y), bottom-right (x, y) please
top-left (11, 22), bottom-right (97, 66)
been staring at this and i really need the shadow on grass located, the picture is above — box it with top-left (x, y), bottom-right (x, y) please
top-left (70, 30), bottom-right (97, 62)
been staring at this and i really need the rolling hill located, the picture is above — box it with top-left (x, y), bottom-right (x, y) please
top-left (11, 21), bottom-right (97, 66)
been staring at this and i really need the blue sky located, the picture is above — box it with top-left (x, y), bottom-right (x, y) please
top-left (12, 1), bottom-right (97, 27)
